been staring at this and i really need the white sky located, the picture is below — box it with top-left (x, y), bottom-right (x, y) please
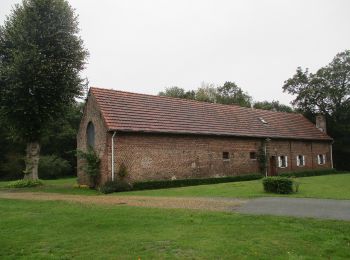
top-left (1, 0), bottom-right (350, 105)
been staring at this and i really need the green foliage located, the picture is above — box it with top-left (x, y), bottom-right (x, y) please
top-left (283, 50), bottom-right (350, 170)
top-left (262, 177), bottom-right (294, 194)
top-left (99, 180), bottom-right (132, 194)
top-left (279, 168), bottom-right (341, 178)
top-left (0, 153), bottom-right (25, 180)
top-left (77, 149), bottom-right (100, 177)
top-left (253, 100), bottom-right (294, 113)
top-left (38, 155), bottom-right (71, 179)
top-left (117, 163), bottom-right (128, 179)
top-left (0, 0), bottom-right (88, 142)
top-left (158, 81), bottom-right (252, 107)
top-left (0, 102), bottom-right (82, 180)
top-left (217, 81), bottom-right (252, 107)
top-left (133, 174), bottom-right (262, 190)
top-left (158, 86), bottom-right (195, 100)
top-left (6, 179), bottom-right (43, 188)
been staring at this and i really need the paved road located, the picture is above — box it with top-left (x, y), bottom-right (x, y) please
top-left (237, 197), bottom-right (350, 221)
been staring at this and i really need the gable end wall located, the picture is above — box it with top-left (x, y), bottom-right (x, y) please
top-left (77, 94), bottom-right (110, 186)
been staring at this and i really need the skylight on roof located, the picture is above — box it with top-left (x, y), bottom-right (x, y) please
top-left (259, 117), bottom-right (268, 124)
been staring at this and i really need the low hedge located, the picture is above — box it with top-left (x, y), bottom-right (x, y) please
top-left (133, 174), bottom-right (263, 191)
top-left (279, 168), bottom-right (343, 178)
top-left (262, 177), bottom-right (294, 194)
top-left (99, 180), bottom-right (132, 194)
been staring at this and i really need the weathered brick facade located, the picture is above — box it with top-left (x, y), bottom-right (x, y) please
top-left (77, 88), bottom-right (333, 186)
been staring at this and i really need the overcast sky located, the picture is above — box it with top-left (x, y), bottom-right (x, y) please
top-left (1, 0), bottom-right (350, 105)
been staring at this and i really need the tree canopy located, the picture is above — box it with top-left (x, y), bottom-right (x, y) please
top-left (158, 81), bottom-right (252, 107)
top-left (283, 50), bottom-right (350, 170)
top-left (253, 100), bottom-right (294, 113)
top-left (0, 0), bottom-right (88, 179)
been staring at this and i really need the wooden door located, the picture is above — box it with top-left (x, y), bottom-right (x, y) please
top-left (269, 156), bottom-right (277, 176)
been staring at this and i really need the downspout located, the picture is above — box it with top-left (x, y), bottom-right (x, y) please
top-left (111, 131), bottom-right (117, 181)
top-left (330, 141), bottom-right (334, 169)
top-left (264, 143), bottom-right (267, 177)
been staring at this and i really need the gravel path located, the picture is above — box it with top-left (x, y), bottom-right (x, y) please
top-left (238, 197), bottom-right (350, 221)
top-left (0, 191), bottom-right (245, 212)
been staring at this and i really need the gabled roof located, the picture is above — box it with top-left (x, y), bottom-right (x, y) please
top-left (90, 87), bottom-right (332, 141)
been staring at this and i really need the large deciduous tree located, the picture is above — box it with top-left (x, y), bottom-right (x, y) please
top-left (283, 50), bottom-right (350, 170)
top-left (0, 0), bottom-right (88, 180)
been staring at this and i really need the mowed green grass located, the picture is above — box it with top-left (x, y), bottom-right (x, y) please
top-left (0, 178), bottom-right (99, 195)
top-left (1, 173), bottom-right (350, 199)
top-left (120, 173), bottom-right (350, 200)
top-left (0, 198), bottom-right (349, 259)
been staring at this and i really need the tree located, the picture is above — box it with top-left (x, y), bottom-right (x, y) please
top-left (158, 86), bottom-right (195, 99)
top-left (217, 81), bottom-right (252, 107)
top-left (283, 50), bottom-right (350, 170)
top-left (253, 100), bottom-right (294, 113)
top-left (195, 82), bottom-right (218, 103)
top-left (0, 0), bottom-right (88, 180)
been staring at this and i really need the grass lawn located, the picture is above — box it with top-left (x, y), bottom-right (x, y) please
top-left (0, 178), bottom-right (99, 196)
top-left (121, 173), bottom-right (350, 200)
top-left (1, 173), bottom-right (350, 200)
top-left (1, 198), bottom-right (349, 259)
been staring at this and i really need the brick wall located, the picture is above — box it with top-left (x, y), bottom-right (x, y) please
top-left (109, 133), bottom-right (332, 182)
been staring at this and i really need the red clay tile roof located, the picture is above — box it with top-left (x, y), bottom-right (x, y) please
top-left (90, 87), bottom-right (332, 141)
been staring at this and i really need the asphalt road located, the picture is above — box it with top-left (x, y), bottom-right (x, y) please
top-left (237, 197), bottom-right (350, 221)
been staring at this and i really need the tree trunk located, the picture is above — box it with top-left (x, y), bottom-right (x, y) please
top-left (24, 142), bottom-right (40, 180)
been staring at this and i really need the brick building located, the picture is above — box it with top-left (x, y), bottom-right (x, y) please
top-left (77, 87), bottom-right (333, 186)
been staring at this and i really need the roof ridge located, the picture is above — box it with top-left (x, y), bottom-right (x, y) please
top-left (89, 86), bottom-right (297, 117)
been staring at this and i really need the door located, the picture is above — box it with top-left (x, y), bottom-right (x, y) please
top-left (269, 156), bottom-right (277, 176)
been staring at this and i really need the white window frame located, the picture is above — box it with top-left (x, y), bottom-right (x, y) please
top-left (317, 154), bottom-right (326, 165)
top-left (278, 155), bottom-right (288, 168)
top-left (296, 155), bottom-right (305, 167)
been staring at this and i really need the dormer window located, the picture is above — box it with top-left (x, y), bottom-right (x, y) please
top-left (259, 117), bottom-right (268, 124)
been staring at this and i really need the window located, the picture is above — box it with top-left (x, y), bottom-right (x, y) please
top-left (250, 152), bottom-right (257, 160)
top-left (317, 154), bottom-right (326, 165)
top-left (296, 155), bottom-right (305, 167)
top-left (86, 122), bottom-right (95, 148)
top-left (222, 152), bottom-right (229, 160)
top-left (278, 155), bottom-right (288, 168)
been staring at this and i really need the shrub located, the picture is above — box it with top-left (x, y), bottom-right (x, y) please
top-left (77, 148), bottom-right (100, 187)
top-left (133, 174), bottom-right (262, 191)
top-left (279, 169), bottom-right (340, 178)
top-left (99, 180), bottom-right (132, 194)
top-left (118, 163), bottom-right (128, 178)
top-left (38, 155), bottom-right (72, 179)
top-left (6, 179), bottom-right (43, 188)
top-left (262, 177), bottom-right (294, 194)
top-left (0, 153), bottom-right (25, 180)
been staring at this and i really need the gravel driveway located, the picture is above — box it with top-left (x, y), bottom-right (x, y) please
top-left (238, 197), bottom-right (350, 221)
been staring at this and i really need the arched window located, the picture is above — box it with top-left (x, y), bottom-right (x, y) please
top-left (86, 122), bottom-right (95, 148)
